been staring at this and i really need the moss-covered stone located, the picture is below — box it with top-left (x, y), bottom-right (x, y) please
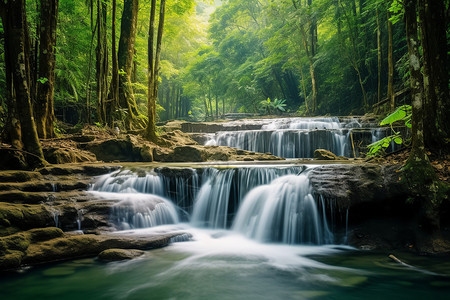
top-left (0, 171), bottom-right (43, 183)
top-left (98, 249), bottom-right (145, 261)
top-left (0, 203), bottom-right (53, 231)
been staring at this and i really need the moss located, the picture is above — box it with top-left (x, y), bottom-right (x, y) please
top-left (29, 227), bottom-right (64, 242)
top-left (0, 251), bottom-right (24, 269)
top-left (401, 159), bottom-right (449, 230)
top-left (0, 203), bottom-right (52, 230)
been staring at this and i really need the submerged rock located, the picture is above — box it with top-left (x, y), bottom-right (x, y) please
top-left (98, 248), bottom-right (145, 261)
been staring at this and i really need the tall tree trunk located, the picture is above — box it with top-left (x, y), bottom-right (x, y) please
top-left (387, 11), bottom-right (395, 112)
top-left (376, 8), bottom-right (382, 105)
top-left (35, 0), bottom-right (58, 139)
top-left (118, 0), bottom-right (142, 130)
top-left (418, 0), bottom-right (449, 151)
top-left (96, 0), bottom-right (109, 125)
top-left (146, 0), bottom-right (166, 140)
top-left (404, 0), bottom-right (425, 162)
top-left (0, 4), bottom-right (22, 149)
top-left (0, 0), bottom-right (45, 165)
top-left (108, 0), bottom-right (119, 127)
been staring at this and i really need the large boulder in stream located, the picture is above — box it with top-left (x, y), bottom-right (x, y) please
top-left (309, 164), bottom-right (406, 208)
top-left (0, 227), bottom-right (184, 269)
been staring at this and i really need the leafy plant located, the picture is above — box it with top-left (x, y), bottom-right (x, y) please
top-left (259, 98), bottom-right (287, 115)
top-left (367, 105), bottom-right (412, 157)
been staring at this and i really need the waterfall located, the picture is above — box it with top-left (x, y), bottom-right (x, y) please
top-left (191, 168), bottom-right (235, 228)
top-left (205, 117), bottom-right (352, 158)
top-left (108, 193), bottom-right (179, 230)
top-left (232, 173), bottom-right (333, 245)
top-left (90, 165), bottom-right (340, 245)
top-left (92, 170), bottom-right (165, 195)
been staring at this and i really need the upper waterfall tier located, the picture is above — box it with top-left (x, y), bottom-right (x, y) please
top-left (203, 117), bottom-right (357, 158)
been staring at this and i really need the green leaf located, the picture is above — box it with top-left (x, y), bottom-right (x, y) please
top-left (393, 137), bottom-right (403, 144)
top-left (380, 105), bottom-right (412, 126)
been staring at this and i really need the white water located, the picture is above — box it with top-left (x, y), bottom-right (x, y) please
top-left (233, 174), bottom-right (333, 244)
top-left (90, 192), bottom-right (179, 230)
top-left (91, 164), bottom-right (339, 245)
top-left (205, 117), bottom-right (354, 158)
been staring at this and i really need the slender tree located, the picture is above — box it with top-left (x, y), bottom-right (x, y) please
top-left (96, 0), bottom-right (109, 124)
top-left (35, 0), bottom-right (59, 138)
top-left (146, 0), bottom-right (166, 140)
top-left (108, 0), bottom-right (119, 127)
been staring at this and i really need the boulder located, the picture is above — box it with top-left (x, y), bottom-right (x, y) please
top-left (44, 148), bottom-right (96, 164)
top-left (98, 248), bottom-right (145, 261)
top-left (314, 149), bottom-right (338, 160)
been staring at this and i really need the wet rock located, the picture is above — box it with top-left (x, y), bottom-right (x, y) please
top-left (309, 164), bottom-right (406, 208)
top-left (98, 248), bottom-right (145, 261)
top-left (314, 149), bottom-right (338, 160)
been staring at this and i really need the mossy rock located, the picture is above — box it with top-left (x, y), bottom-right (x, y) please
top-left (44, 148), bottom-right (96, 164)
top-left (0, 171), bottom-right (43, 183)
top-left (98, 249), bottom-right (145, 261)
top-left (29, 227), bottom-right (64, 242)
top-left (314, 149), bottom-right (338, 160)
top-left (0, 203), bottom-right (53, 230)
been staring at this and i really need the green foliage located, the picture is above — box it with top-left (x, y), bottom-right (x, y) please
top-left (380, 105), bottom-right (412, 127)
top-left (37, 77), bottom-right (49, 84)
top-left (367, 105), bottom-right (412, 157)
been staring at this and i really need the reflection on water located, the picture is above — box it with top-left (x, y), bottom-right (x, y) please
top-left (1, 226), bottom-right (450, 300)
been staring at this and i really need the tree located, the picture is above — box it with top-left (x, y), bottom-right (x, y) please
top-left (146, 0), bottom-right (166, 140)
top-left (0, 0), bottom-right (44, 166)
top-left (107, 0), bottom-right (119, 127)
top-left (96, 0), bottom-right (109, 124)
top-left (418, 0), bottom-right (449, 152)
top-left (35, 0), bottom-right (59, 139)
top-left (117, 0), bottom-right (145, 130)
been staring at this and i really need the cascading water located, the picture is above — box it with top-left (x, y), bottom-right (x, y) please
top-left (90, 164), bottom-right (337, 245)
top-left (190, 168), bottom-right (235, 228)
top-left (232, 173), bottom-right (333, 244)
top-left (205, 117), bottom-right (356, 158)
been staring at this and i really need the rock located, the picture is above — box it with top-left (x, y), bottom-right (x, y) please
top-left (87, 139), bottom-right (140, 162)
top-left (309, 164), bottom-right (406, 208)
top-left (159, 145), bottom-right (283, 162)
top-left (0, 203), bottom-right (53, 233)
top-left (159, 130), bottom-right (198, 147)
top-left (314, 149), bottom-right (338, 160)
top-left (98, 249), bottom-right (145, 261)
top-left (44, 148), bottom-right (96, 164)
top-left (0, 171), bottom-right (43, 183)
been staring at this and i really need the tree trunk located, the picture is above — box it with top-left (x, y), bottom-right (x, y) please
top-left (146, 0), bottom-right (166, 140)
top-left (376, 8), bottom-right (382, 106)
top-left (35, 0), bottom-right (58, 138)
top-left (0, 0), bottom-right (45, 164)
top-left (118, 0), bottom-right (142, 130)
top-left (387, 11), bottom-right (394, 112)
top-left (404, 0), bottom-right (425, 162)
top-left (96, 0), bottom-right (109, 125)
top-left (418, 0), bottom-right (449, 151)
top-left (108, 0), bottom-right (119, 127)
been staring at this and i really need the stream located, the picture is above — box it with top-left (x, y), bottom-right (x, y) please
top-left (1, 117), bottom-right (445, 299)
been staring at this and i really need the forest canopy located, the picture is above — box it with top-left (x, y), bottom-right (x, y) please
top-left (0, 0), bottom-right (448, 139)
